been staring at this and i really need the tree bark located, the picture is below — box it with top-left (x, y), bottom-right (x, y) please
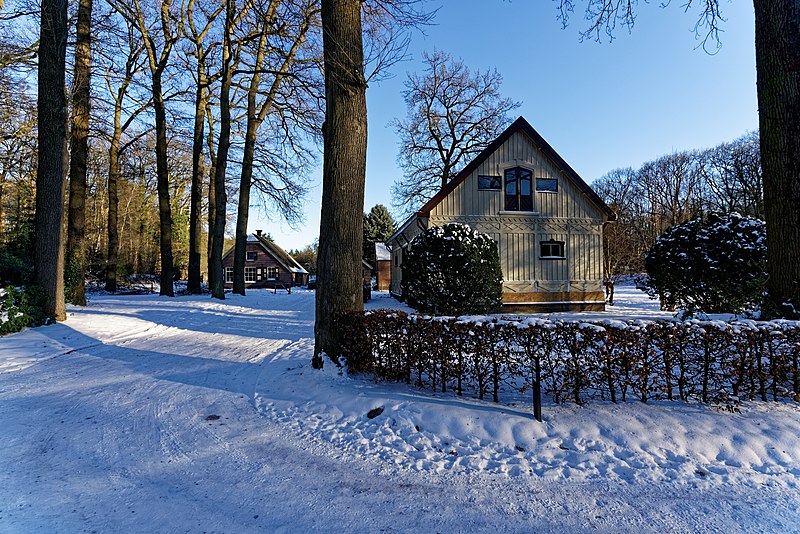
top-left (232, 126), bottom-right (254, 296)
top-left (105, 130), bottom-right (121, 292)
top-left (65, 0), bottom-right (92, 306)
top-left (35, 0), bottom-right (68, 321)
top-left (188, 78), bottom-right (206, 294)
top-left (152, 69), bottom-right (175, 296)
top-left (313, 0), bottom-right (368, 367)
top-left (754, 0), bottom-right (800, 316)
top-left (206, 101), bottom-right (218, 289)
top-left (210, 0), bottom-right (234, 300)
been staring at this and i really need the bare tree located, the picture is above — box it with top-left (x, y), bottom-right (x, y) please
top-left (555, 0), bottom-right (800, 314)
top-left (35, 0), bottom-right (69, 320)
top-left (65, 0), bottom-right (93, 306)
top-left (232, 0), bottom-right (320, 295)
top-left (97, 8), bottom-right (151, 292)
top-left (183, 0), bottom-right (223, 294)
top-left (593, 168), bottom-right (645, 304)
top-left (208, 0), bottom-right (236, 300)
top-left (699, 131), bottom-right (763, 218)
top-left (111, 0), bottom-right (181, 296)
top-left (391, 50), bottom-right (520, 213)
top-left (637, 151), bottom-right (703, 234)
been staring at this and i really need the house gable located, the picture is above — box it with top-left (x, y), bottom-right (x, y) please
top-left (387, 117), bottom-right (611, 311)
top-left (417, 117), bottom-right (615, 222)
top-left (221, 234), bottom-right (308, 287)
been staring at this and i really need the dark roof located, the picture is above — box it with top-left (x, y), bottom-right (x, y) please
top-left (221, 234), bottom-right (309, 274)
top-left (416, 116), bottom-right (616, 221)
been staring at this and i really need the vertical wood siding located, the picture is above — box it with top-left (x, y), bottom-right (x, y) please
top-left (431, 131), bottom-right (603, 221)
top-left (390, 129), bottom-right (607, 299)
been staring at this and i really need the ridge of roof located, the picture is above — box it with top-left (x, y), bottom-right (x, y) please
top-left (416, 116), bottom-right (616, 221)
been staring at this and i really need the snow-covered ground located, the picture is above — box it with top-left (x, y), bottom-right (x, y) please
top-left (1, 286), bottom-right (799, 532)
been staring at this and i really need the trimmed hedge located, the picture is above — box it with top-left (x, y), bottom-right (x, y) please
top-left (339, 311), bottom-right (800, 407)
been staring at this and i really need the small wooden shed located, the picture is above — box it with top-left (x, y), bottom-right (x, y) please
top-left (374, 242), bottom-right (391, 290)
top-left (386, 117), bottom-right (615, 313)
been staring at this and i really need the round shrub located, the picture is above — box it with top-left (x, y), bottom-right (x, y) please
top-left (644, 212), bottom-right (767, 315)
top-left (401, 223), bottom-right (503, 316)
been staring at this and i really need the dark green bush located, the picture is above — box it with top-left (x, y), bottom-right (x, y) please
top-left (644, 213), bottom-right (767, 315)
top-left (0, 250), bottom-right (33, 286)
top-left (0, 285), bottom-right (49, 335)
top-left (401, 223), bottom-right (503, 316)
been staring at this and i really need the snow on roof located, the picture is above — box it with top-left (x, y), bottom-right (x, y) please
top-left (247, 234), bottom-right (259, 242)
top-left (375, 242), bottom-right (390, 261)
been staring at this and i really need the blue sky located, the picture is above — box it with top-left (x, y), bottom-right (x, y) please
top-left (252, 1), bottom-right (758, 251)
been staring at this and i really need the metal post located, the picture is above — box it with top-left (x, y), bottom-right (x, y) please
top-left (533, 352), bottom-right (542, 422)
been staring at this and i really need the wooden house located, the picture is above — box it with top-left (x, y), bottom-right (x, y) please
top-left (386, 117), bottom-right (615, 312)
top-left (221, 231), bottom-right (309, 289)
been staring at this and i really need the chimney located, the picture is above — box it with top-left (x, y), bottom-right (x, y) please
top-left (256, 229), bottom-right (262, 237)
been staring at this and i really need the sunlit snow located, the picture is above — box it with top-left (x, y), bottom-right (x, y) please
top-left (1, 285), bottom-right (799, 532)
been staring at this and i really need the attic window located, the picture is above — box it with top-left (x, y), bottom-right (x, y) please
top-left (246, 251), bottom-right (257, 261)
top-left (536, 178), bottom-right (558, 193)
top-left (504, 167), bottom-right (533, 211)
top-left (478, 175), bottom-right (501, 191)
top-left (540, 239), bottom-right (565, 259)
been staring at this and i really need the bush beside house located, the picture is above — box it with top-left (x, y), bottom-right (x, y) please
top-left (401, 223), bottom-right (503, 316)
top-left (644, 213), bottom-right (767, 315)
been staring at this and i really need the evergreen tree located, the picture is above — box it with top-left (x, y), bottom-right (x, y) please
top-left (644, 213), bottom-right (767, 316)
top-left (363, 204), bottom-right (396, 264)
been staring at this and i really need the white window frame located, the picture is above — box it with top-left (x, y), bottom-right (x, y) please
top-left (267, 267), bottom-right (279, 280)
top-left (225, 267), bottom-right (233, 283)
top-left (540, 239), bottom-right (565, 259)
top-left (245, 267), bottom-right (257, 283)
top-left (536, 177), bottom-right (558, 193)
top-left (246, 251), bottom-right (257, 262)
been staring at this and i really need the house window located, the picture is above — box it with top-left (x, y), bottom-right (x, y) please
top-left (266, 267), bottom-right (279, 280)
top-left (225, 267), bottom-right (233, 283)
top-left (246, 251), bottom-right (257, 261)
top-left (540, 239), bottom-right (565, 259)
top-left (504, 167), bottom-right (533, 211)
top-left (536, 178), bottom-right (558, 193)
top-left (245, 267), bottom-right (257, 282)
top-left (478, 175), bottom-right (501, 191)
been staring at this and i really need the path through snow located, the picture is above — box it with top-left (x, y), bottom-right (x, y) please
top-left (1, 288), bottom-right (799, 532)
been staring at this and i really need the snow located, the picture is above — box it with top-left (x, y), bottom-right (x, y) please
top-left (2, 286), bottom-right (800, 532)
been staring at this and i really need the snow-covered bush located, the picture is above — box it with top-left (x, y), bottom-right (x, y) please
top-left (644, 213), bottom-right (767, 315)
top-left (401, 223), bottom-right (503, 316)
top-left (0, 285), bottom-right (48, 335)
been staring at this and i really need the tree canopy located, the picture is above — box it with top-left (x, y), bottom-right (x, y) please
top-left (391, 50), bottom-right (520, 214)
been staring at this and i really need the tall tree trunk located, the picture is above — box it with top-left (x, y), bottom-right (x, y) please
top-left (210, 0), bottom-right (234, 300)
top-left (65, 0), bottom-right (92, 306)
top-left (105, 130), bottom-right (121, 292)
top-left (754, 0), bottom-right (800, 316)
top-left (313, 0), bottom-right (367, 367)
top-left (232, 124), bottom-right (256, 296)
top-left (35, 0), bottom-right (68, 321)
top-left (188, 79), bottom-right (206, 293)
top-left (206, 103), bottom-right (218, 289)
top-left (152, 70), bottom-right (175, 296)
